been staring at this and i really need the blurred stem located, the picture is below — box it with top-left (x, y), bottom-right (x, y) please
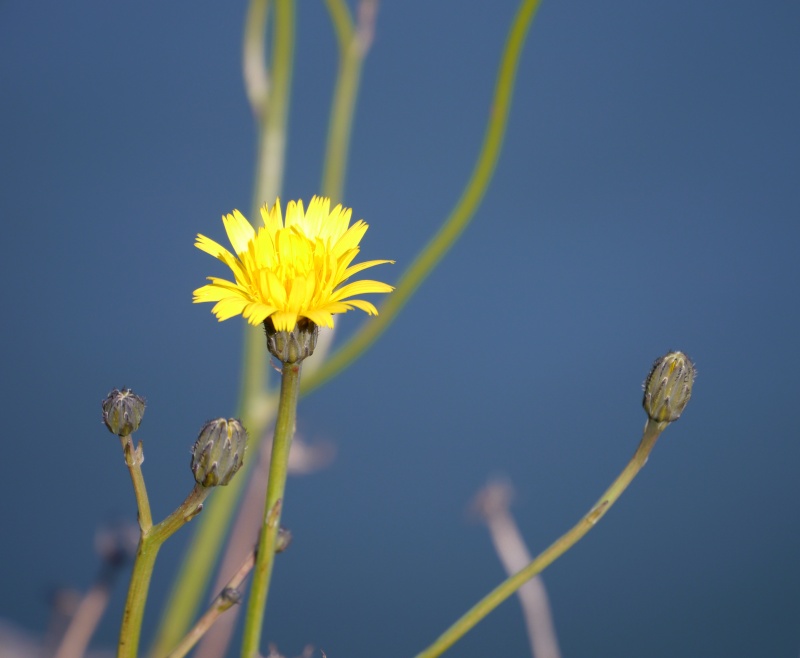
top-left (301, 0), bottom-right (543, 396)
top-left (53, 576), bottom-right (112, 658)
top-left (243, 0), bottom-right (270, 114)
top-left (320, 0), bottom-right (377, 201)
top-left (149, 2), bottom-right (294, 654)
top-left (303, 0), bottom-right (377, 373)
top-left (413, 419), bottom-right (666, 658)
top-left (474, 481), bottom-right (561, 658)
top-left (241, 360), bottom-right (302, 658)
top-left (118, 484), bottom-right (210, 658)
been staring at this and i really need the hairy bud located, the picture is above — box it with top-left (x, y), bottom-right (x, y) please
top-left (643, 351), bottom-right (695, 423)
top-left (102, 388), bottom-right (146, 436)
top-left (191, 418), bottom-right (247, 487)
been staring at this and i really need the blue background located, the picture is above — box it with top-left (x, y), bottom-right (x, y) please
top-left (2, 1), bottom-right (799, 656)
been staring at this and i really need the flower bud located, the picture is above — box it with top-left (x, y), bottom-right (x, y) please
top-left (102, 388), bottom-right (146, 436)
top-left (643, 351), bottom-right (695, 423)
top-left (191, 418), bottom-right (247, 487)
top-left (264, 317), bottom-right (318, 363)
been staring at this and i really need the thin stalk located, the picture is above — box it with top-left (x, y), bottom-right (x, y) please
top-left (300, 0), bottom-right (377, 375)
top-left (150, 1), bottom-right (295, 652)
top-left (166, 550), bottom-right (257, 658)
top-left (413, 419), bottom-right (666, 658)
top-left (241, 360), bottom-right (303, 658)
top-left (302, 0), bottom-right (543, 396)
top-left (120, 435), bottom-right (152, 532)
top-left (118, 485), bottom-right (210, 658)
top-left (320, 0), bottom-right (377, 201)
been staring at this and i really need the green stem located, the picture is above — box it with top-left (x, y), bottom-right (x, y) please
top-left (120, 435), bottom-right (152, 532)
top-left (302, 0), bottom-right (543, 396)
top-left (117, 485), bottom-right (210, 658)
top-left (320, 0), bottom-right (375, 201)
top-left (149, 2), bottom-right (295, 652)
top-left (118, 538), bottom-right (160, 658)
top-left (413, 419), bottom-right (666, 658)
top-left (241, 359), bottom-right (303, 658)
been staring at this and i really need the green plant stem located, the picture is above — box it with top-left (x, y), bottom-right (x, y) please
top-left (120, 435), bottom-right (153, 532)
top-left (241, 360), bottom-right (303, 658)
top-left (149, 2), bottom-right (295, 653)
top-left (118, 483), bottom-right (210, 658)
top-left (118, 540), bottom-right (160, 658)
top-left (413, 419), bottom-right (666, 658)
top-left (294, 0), bottom-right (376, 376)
top-left (302, 0), bottom-right (543, 397)
top-left (320, 0), bottom-right (375, 201)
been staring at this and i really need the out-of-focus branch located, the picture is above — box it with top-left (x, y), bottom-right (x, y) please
top-left (472, 480), bottom-right (561, 658)
top-left (243, 0), bottom-right (270, 114)
top-left (320, 0), bottom-right (379, 201)
top-left (53, 523), bottom-right (138, 658)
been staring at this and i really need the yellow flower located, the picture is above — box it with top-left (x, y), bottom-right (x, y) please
top-left (193, 196), bottom-right (394, 331)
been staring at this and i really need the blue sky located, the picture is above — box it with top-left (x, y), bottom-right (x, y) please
top-left (1, 1), bottom-right (799, 657)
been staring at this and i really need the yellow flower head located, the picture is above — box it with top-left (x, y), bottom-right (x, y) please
top-left (193, 196), bottom-right (394, 331)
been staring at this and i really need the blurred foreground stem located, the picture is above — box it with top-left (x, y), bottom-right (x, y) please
top-left (414, 419), bottom-right (666, 658)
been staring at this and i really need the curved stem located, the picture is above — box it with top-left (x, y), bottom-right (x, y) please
top-left (302, 0), bottom-right (543, 396)
top-left (321, 0), bottom-right (377, 201)
top-left (413, 419), bottom-right (666, 658)
top-left (240, 360), bottom-right (302, 658)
